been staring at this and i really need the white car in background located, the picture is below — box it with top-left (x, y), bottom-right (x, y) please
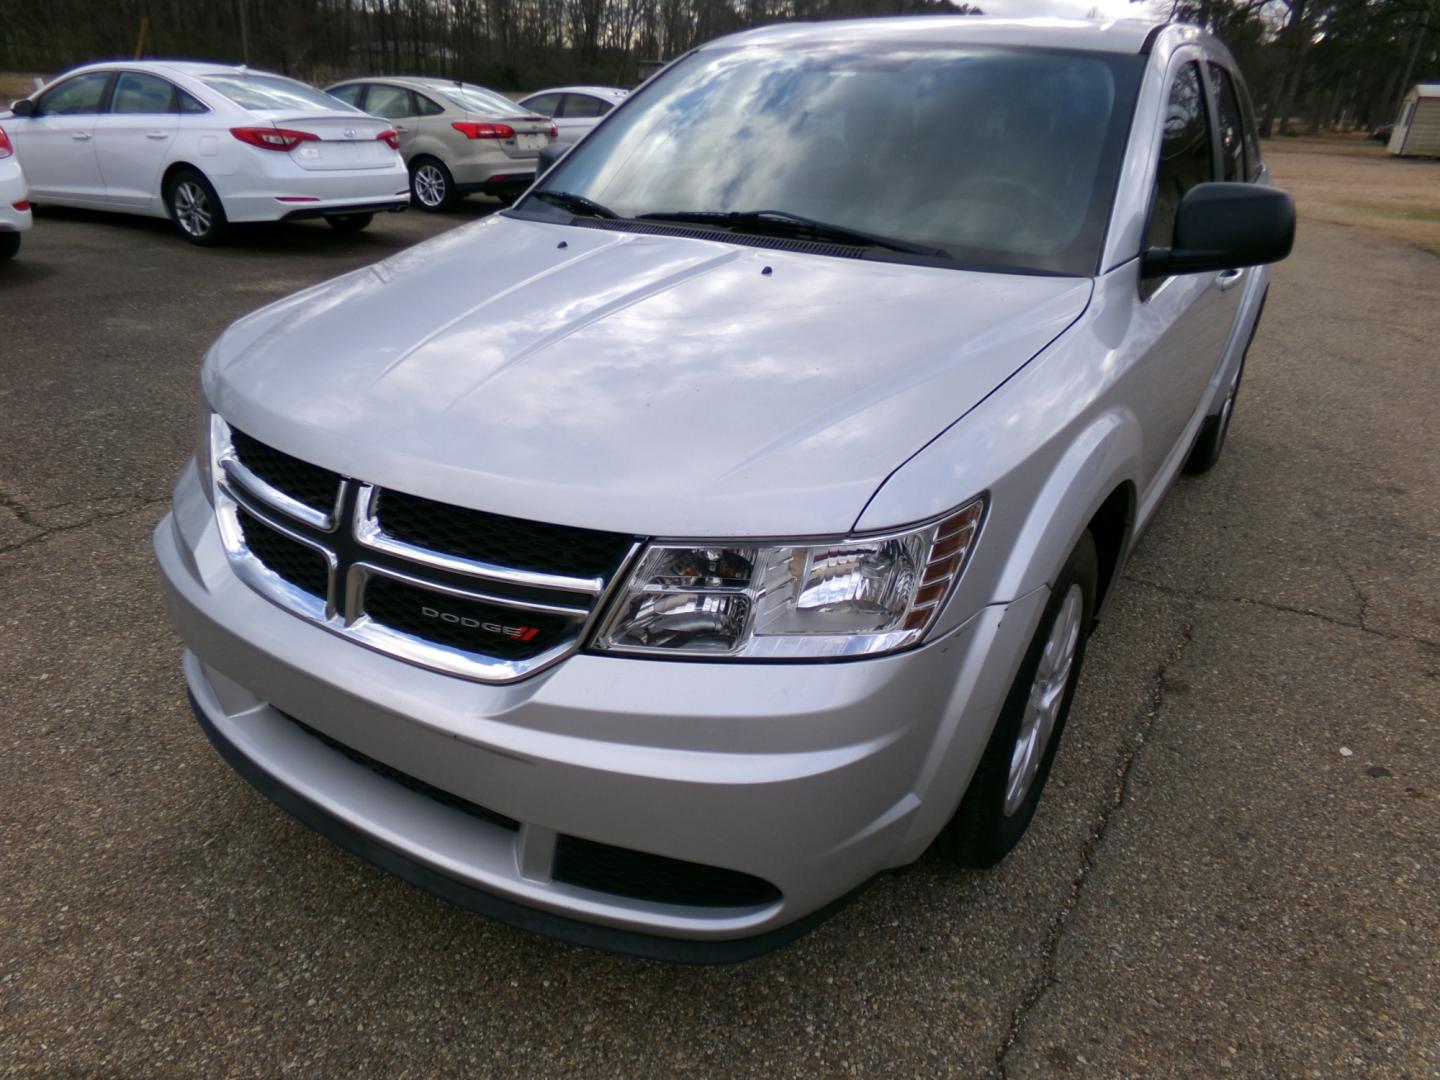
top-left (3, 62), bottom-right (409, 244)
top-left (0, 124), bottom-right (33, 259)
top-left (517, 86), bottom-right (627, 147)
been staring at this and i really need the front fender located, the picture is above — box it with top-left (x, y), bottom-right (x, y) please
top-left (856, 328), bottom-right (1144, 638)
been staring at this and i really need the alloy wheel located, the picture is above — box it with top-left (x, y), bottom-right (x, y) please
top-left (173, 180), bottom-right (213, 238)
top-left (413, 164), bottom-right (446, 208)
top-left (1004, 583), bottom-right (1083, 816)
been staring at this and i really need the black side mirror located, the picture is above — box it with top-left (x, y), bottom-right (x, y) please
top-left (1142, 182), bottom-right (1295, 277)
top-left (537, 140), bottom-right (565, 177)
top-left (9, 98), bottom-right (34, 117)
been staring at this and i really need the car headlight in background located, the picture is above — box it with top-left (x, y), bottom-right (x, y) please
top-left (592, 497), bottom-right (985, 659)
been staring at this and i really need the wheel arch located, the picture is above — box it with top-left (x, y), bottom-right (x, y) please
top-left (161, 161), bottom-right (209, 196)
top-left (988, 407), bottom-right (1143, 611)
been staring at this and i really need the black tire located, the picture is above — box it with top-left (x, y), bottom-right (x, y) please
top-left (1186, 291), bottom-right (1265, 476)
top-left (1183, 355), bottom-right (1246, 475)
top-left (0, 231), bottom-right (18, 260)
top-left (409, 157), bottom-right (458, 212)
top-left (165, 168), bottom-right (229, 246)
top-left (941, 532), bottom-right (1098, 869)
top-left (326, 212), bottom-right (374, 233)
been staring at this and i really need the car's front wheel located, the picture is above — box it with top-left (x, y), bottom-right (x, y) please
top-left (326, 213), bottom-right (374, 233)
top-left (941, 531), bottom-right (1097, 868)
top-left (409, 157), bottom-right (458, 212)
top-left (165, 169), bottom-right (229, 246)
top-left (0, 232), bottom-right (18, 260)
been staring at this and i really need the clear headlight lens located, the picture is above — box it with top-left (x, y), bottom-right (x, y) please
top-left (592, 498), bottom-right (984, 659)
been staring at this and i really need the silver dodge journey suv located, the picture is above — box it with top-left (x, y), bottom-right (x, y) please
top-left (156, 17), bottom-right (1294, 961)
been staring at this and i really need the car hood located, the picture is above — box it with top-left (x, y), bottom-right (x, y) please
top-left (206, 215), bottom-right (1091, 536)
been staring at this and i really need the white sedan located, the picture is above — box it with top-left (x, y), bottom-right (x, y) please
top-left (0, 124), bottom-right (32, 259)
top-left (516, 86), bottom-right (627, 147)
top-left (2, 62), bottom-right (410, 244)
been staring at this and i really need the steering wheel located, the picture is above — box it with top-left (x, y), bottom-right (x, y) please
top-left (913, 175), bottom-right (1072, 250)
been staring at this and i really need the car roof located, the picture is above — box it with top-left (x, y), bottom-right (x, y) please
top-left (50, 60), bottom-right (292, 81)
top-left (336, 76), bottom-right (508, 93)
top-left (522, 86), bottom-right (628, 101)
top-left (710, 16), bottom-right (1168, 55)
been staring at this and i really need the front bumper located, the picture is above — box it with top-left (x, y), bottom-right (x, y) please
top-left (156, 462), bottom-right (1046, 960)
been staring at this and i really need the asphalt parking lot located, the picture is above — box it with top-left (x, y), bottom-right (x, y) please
top-left (2, 192), bottom-right (1438, 1075)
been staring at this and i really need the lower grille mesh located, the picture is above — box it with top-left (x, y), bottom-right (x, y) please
top-left (237, 509), bottom-right (329, 599)
top-left (284, 712), bottom-right (521, 832)
top-left (553, 836), bottom-right (782, 909)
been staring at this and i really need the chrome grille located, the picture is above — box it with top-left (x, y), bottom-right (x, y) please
top-left (211, 418), bottom-right (638, 683)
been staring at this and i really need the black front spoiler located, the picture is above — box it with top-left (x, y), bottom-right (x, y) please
top-left (188, 691), bottom-right (869, 965)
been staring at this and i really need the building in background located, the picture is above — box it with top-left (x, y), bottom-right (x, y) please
top-left (1388, 84), bottom-right (1440, 156)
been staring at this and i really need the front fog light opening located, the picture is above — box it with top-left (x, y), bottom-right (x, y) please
top-left (592, 498), bottom-right (985, 660)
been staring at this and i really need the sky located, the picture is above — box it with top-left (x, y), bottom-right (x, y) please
top-left (962, 0), bottom-right (1170, 21)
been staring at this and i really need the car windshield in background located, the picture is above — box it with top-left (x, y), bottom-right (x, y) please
top-left (523, 44), bottom-right (1143, 275)
top-left (201, 74), bottom-right (351, 112)
top-left (439, 85), bottom-right (524, 117)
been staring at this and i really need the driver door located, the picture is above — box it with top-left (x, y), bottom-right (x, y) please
top-left (1132, 57), bottom-right (1241, 490)
top-left (10, 71), bottom-right (111, 204)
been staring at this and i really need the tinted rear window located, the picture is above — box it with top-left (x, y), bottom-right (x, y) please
top-left (202, 74), bottom-right (350, 112)
top-left (438, 84), bottom-right (522, 117)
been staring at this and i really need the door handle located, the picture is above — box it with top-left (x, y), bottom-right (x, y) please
top-left (1215, 268), bottom-right (1244, 291)
top-left (72, 131), bottom-right (92, 141)
top-left (145, 131), bottom-right (169, 140)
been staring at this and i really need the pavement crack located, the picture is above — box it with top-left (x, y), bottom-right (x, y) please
top-left (993, 598), bottom-right (1198, 1077)
top-left (1122, 575), bottom-right (1439, 649)
top-left (0, 496), bottom-right (171, 558)
top-left (1338, 566), bottom-right (1373, 634)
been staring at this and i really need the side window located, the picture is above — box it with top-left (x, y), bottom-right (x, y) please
top-left (111, 72), bottom-right (177, 115)
top-left (178, 89), bottom-right (209, 114)
top-left (414, 93), bottom-right (444, 116)
top-left (1145, 62), bottom-right (1214, 255)
top-left (328, 84), bottom-right (365, 107)
top-left (524, 93), bottom-right (561, 116)
top-left (559, 94), bottom-right (603, 119)
top-left (1233, 76), bottom-right (1264, 181)
top-left (35, 72), bottom-right (111, 116)
top-left (597, 99), bottom-right (615, 116)
top-left (1207, 64), bottom-right (1246, 183)
top-left (365, 85), bottom-right (414, 121)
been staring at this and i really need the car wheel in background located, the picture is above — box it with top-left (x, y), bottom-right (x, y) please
top-left (410, 157), bottom-right (458, 212)
top-left (326, 213), bottom-right (374, 233)
top-left (165, 168), bottom-right (229, 246)
top-left (0, 232), bottom-right (18, 260)
top-left (941, 531), bottom-right (1098, 868)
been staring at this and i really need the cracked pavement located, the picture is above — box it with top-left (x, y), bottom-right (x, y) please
top-left (2, 180), bottom-right (1438, 1075)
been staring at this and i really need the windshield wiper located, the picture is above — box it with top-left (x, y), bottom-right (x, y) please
top-left (636, 209), bottom-right (948, 257)
top-left (530, 190), bottom-right (620, 219)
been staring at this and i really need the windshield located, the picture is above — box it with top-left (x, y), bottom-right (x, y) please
top-left (521, 44), bottom-right (1142, 275)
top-left (438, 84), bottom-right (526, 117)
top-left (202, 74), bottom-right (353, 113)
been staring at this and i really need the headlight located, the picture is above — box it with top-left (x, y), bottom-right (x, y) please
top-left (591, 497), bottom-right (984, 659)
